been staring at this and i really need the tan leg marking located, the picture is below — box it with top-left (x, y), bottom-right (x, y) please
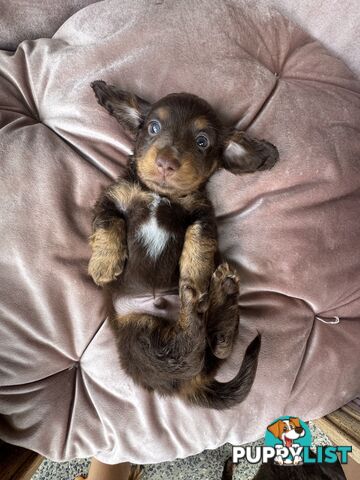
top-left (179, 223), bottom-right (217, 302)
top-left (111, 313), bottom-right (157, 329)
top-left (88, 218), bottom-right (127, 286)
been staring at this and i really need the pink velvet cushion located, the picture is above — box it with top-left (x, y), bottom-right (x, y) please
top-left (0, 0), bottom-right (359, 463)
top-left (0, 0), bottom-right (98, 50)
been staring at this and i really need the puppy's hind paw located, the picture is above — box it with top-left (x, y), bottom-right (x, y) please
top-left (211, 263), bottom-right (240, 298)
top-left (180, 281), bottom-right (209, 314)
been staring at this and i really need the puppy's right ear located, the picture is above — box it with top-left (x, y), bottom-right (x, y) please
top-left (91, 80), bottom-right (151, 134)
top-left (222, 130), bottom-right (278, 174)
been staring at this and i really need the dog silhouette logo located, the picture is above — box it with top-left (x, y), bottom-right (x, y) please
top-left (232, 415), bottom-right (351, 466)
top-left (265, 416), bottom-right (311, 465)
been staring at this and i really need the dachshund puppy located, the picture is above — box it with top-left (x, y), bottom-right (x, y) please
top-left (88, 81), bottom-right (278, 409)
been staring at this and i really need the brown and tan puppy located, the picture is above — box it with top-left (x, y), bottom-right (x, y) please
top-left (88, 81), bottom-right (278, 409)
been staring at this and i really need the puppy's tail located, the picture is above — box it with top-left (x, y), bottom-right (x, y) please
top-left (185, 335), bottom-right (261, 410)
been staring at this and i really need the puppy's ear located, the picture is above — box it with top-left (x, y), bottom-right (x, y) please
top-left (222, 130), bottom-right (279, 174)
top-left (91, 80), bottom-right (150, 134)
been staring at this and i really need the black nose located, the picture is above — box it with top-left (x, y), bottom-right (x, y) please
top-left (295, 427), bottom-right (303, 434)
top-left (156, 154), bottom-right (180, 176)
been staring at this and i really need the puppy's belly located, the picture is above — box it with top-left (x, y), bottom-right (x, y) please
top-left (113, 290), bottom-right (180, 320)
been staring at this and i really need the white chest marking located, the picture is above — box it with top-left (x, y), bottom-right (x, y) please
top-left (137, 195), bottom-right (172, 259)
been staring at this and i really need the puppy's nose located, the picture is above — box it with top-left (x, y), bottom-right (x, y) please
top-left (156, 154), bottom-right (180, 176)
top-left (295, 427), bottom-right (303, 434)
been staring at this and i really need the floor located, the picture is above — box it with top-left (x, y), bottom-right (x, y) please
top-left (31, 422), bottom-right (333, 479)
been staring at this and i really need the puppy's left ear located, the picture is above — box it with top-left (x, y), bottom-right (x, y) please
top-left (222, 130), bottom-right (279, 174)
top-left (91, 80), bottom-right (151, 134)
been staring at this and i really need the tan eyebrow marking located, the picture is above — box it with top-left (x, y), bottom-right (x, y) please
top-left (193, 116), bottom-right (209, 130)
top-left (155, 107), bottom-right (170, 121)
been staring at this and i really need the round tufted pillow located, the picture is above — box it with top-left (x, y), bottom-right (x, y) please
top-left (0, 0), bottom-right (359, 464)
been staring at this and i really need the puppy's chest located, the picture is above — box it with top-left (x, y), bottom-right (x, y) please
top-left (128, 194), bottom-right (189, 259)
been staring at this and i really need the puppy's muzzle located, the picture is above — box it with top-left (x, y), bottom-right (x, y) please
top-left (156, 152), bottom-right (180, 177)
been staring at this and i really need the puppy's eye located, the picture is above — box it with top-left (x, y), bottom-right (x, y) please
top-left (148, 120), bottom-right (161, 136)
top-left (196, 134), bottom-right (209, 150)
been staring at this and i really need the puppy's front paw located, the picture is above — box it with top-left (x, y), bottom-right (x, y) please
top-left (88, 252), bottom-right (126, 286)
top-left (88, 228), bottom-right (127, 286)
